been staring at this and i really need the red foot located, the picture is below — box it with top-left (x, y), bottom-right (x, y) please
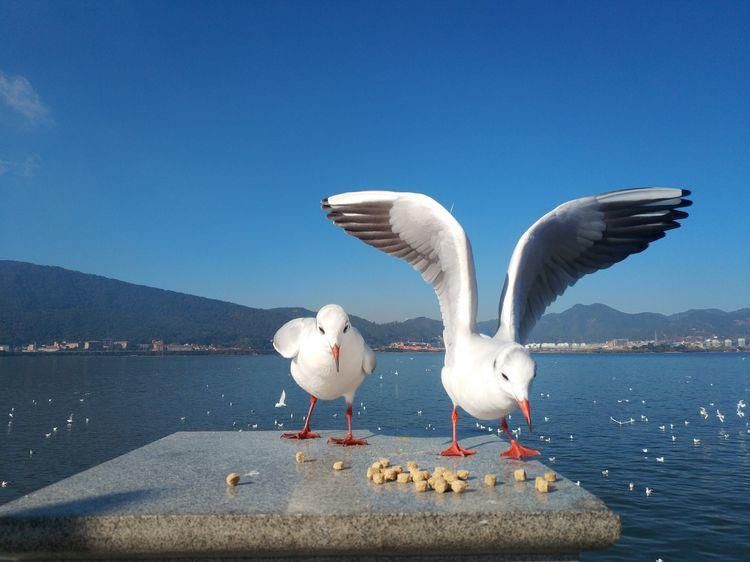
top-left (281, 430), bottom-right (320, 440)
top-left (328, 434), bottom-right (368, 446)
top-left (440, 441), bottom-right (477, 457)
top-left (501, 439), bottom-right (540, 460)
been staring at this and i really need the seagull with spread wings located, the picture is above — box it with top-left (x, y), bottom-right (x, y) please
top-left (323, 188), bottom-right (691, 459)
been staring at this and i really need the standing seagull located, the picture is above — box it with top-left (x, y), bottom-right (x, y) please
top-left (273, 304), bottom-right (376, 445)
top-left (322, 188), bottom-right (690, 458)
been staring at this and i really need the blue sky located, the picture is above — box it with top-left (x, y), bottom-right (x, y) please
top-left (1, 1), bottom-right (748, 322)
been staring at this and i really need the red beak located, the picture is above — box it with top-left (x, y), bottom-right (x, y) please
top-left (331, 344), bottom-right (340, 372)
top-left (517, 399), bottom-right (532, 432)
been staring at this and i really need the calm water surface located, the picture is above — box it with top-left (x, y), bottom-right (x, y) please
top-left (1, 352), bottom-right (748, 561)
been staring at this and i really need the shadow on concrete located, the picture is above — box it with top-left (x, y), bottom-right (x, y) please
top-left (1, 488), bottom-right (160, 518)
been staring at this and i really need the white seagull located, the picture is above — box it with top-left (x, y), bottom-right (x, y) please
top-left (275, 390), bottom-right (287, 408)
top-left (323, 188), bottom-right (690, 458)
top-left (273, 304), bottom-right (376, 445)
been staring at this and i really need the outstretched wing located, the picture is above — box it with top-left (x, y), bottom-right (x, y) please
top-left (323, 191), bottom-right (477, 348)
top-left (496, 187), bottom-right (692, 344)
top-left (273, 317), bottom-right (315, 358)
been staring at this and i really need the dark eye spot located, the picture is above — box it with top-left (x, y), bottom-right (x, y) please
top-left (318, 326), bottom-right (325, 335)
top-left (502, 373), bottom-right (509, 381)
top-left (343, 324), bottom-right (349, 333)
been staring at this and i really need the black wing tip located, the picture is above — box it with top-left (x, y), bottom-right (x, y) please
top-left (321, 197), bottom-right (332, 211)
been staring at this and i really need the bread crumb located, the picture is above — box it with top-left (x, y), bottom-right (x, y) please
top-left (333, 461), bottom-right (345, 471)
top-left (295, 452), bottom-right (305, 464)
top-left (451, 480), bottom-right (467, 493)
top-left (535, 476), bottom-right (551, 493)
top-left (443, 471), bottom-right (457, 483)
top-left (433, 466), bottom-right (446, 477)
top-left (433, 478), bottom-right (449, 494)
top-left (225, 472), bottom-right (240, 487)
top-left (484, 474), bottom-right (497, 487)
top-left (378, 458), bottom-right (390, 468)
top-left (456, 469), bottom-right (469, 480)
top-left (412, 470), bottom-right (429, 482)
top-left (372, 472), bottom-right (385, 484)
top-left (384, 468), bottom-right (398, 481)
top-left (406, 461), bottom-right (419, 471)
top-left (514, 468), bottom-right (526, 482)
top-left (544, 471), bottom-right (557, 482)
top-left (397, 472), bottom-right (411, 483)
top-left (414, 480), bottom-right (429, 492)
top-left (392, 465), bottom-right (403, 474)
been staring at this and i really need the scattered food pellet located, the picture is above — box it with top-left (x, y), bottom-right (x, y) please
top-left (451, 480), bottom-right (467, 493)
top-left (378, 458), bottom-right (391, 468)
top-left (392, 465), bottom-right (403, 474)
top-left (333, 461), bottom-right (345, 471)
top-left (433, 478), bottom-right (449, 494)
top-left (457, 469), bottom-right (469, 480)
top-left (225, 472), bottom-right (240, 487)
top-left (372, 472), bottom-right (385, 484)
top-left (484, 474), bottom-right (497, 487)
top-left (514, 468), bottom-right (527, 482)
top-left (366, 467), bottom-right (375, 480)
top-left (384, 469), bottom-right (398, 481)
top-left (397, 472), bottom-right (412, 484)
top-left (544, 471), bottom-right (557, 482)
top-left (371, 461), bottom-right (383, 470)
top-left (433, 466), bottom-right (446, 477)
top-left (412, 470), bottom-right (429, 482)
top-left (414, 480), bottom-right (429, 492)
top-left (535, 476), bottom-right (551, 493)
top-left (407, 461), bottom-right (419, 471)
top-left (295, 452), bottom-right (305, 464)
top-left (443, 471), bottom-right (457, 483)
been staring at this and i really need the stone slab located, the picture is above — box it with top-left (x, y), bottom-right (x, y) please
top-left (0, 431), bottom-right (619, 559)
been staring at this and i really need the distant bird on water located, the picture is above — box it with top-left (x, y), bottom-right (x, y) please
top-left (274, 390), bottom-right (287, 408)
top-left (273, 304), bottom-right (376, 445)
top-left (323, 188), bottom-right (691, 459)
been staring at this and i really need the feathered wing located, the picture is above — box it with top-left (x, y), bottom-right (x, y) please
top-left (273, 317), bottom-right (315, 358)
top-left (362, 343), bottom-right (376, 375)
top-left (323, 191), bottom-right (477, 348)
top-left (496, 187), bottom-right (692, 344)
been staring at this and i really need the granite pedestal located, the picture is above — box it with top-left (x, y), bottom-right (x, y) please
top-left (0, 431), bottom-right (620, 560)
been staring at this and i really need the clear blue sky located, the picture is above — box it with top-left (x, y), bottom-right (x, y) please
top-left (1, 1), bottom-right (748, 322)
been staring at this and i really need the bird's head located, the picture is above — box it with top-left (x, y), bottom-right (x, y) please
top-left (493, 343), bottom-right (536, 431)
top-left (315, 304), bottom-right (351, 372)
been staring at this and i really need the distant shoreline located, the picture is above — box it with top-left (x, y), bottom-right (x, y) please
top-left (1, 348), bottom-right (747, 358)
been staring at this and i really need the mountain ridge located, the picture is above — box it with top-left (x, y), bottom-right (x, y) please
top-left (1, 260), bottom-right (747, 349)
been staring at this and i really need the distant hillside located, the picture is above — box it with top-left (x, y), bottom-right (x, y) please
top-left (0, 261), bottom-right (747, 349)
top-left (526, 303), bottom-right (750, 342)
top-left (0, 261), bottom-right (442, 350)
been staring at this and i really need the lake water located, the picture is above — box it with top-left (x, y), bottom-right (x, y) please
top-left (1, 352), bottom-right (748, 560)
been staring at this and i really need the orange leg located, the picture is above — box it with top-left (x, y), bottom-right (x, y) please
top-left (328, 402), bottom-right (368, 446)
top-left (440, 406), bottom-right (476, 456)
top-left (499, 416), bottom-right (540, 459)
top-left (281, 395), bottom-right (321, 439)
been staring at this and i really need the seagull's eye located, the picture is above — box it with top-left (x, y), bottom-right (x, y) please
top-left (501, 373), bottom-right (509, 381)
top-left (343, 324), bottom-right (349, 333)
top-left (318, 326), bottom-right (325, 335)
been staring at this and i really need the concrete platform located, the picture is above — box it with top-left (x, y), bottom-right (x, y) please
top-left (0, 431), bottom-right (619, 560)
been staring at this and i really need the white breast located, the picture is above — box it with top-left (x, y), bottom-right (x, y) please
top-left (292, 332), bottom-right (367, 401)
